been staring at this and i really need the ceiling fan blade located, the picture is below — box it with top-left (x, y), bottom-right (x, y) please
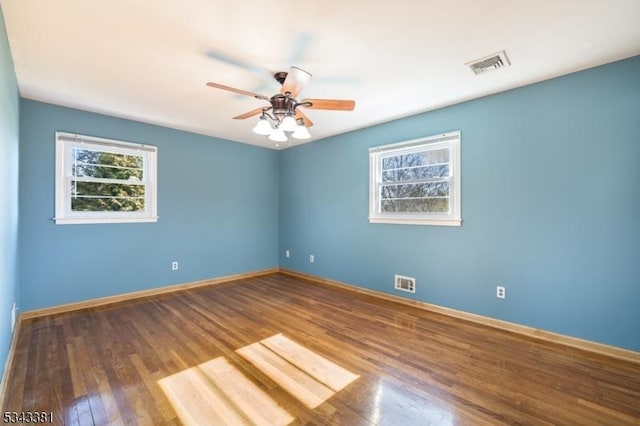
top-left (233, 107), bottom-right (268, 120)
top-left (281, 66), bottom-right (312, 98)
top-left (294, 109), bottom-right (314, 127)
top-left (301, 98), bottom-right (355, 111)
top-left (206, 82), bottom-right (269, 101)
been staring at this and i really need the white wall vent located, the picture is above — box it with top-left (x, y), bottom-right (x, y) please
top-left (394, 275), bottom-right (416, 293)
top-left (466, 50), bottom-right (510, 75)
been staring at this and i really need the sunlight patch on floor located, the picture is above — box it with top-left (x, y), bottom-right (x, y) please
top-left (237, 333), bottom-right (359, 409)
top-left (158, 333), bottom-right (359, 424)
top-left (158, 356), bottom-right (294, 426)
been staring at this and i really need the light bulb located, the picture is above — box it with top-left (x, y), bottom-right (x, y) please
top-left (268, 128), bottom-right (287, 142)
top-left (253, 118), bottom-right (273, 135)
top-left (280, 115), bottom-right (297, 132)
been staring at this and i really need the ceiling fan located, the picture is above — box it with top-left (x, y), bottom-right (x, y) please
top-left (206, 66), bottom-right (355, 142)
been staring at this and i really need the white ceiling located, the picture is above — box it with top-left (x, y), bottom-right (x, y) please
top-left (2, 1), bottom-right (639, 149)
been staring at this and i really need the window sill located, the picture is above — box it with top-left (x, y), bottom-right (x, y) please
top-left (369, 217), bottom-right (461, 226)
top-left (54, 216), bottom-right (158, 225)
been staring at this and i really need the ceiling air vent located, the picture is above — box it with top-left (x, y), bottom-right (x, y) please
top-left (466, 50), bottom-right (510, 75)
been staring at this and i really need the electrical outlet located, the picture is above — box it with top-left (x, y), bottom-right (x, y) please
top-left (285, 250), bottom-right (290, 258)
top-left (171, 261), bottom-right (179, 271)
top-left (309, 255), bottom-right (315, 263)
top-left (496, 286), bottom-right (506, 299)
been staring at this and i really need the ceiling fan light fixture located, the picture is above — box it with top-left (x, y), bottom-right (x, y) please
top-left (253, 117), bottom-right (273, 135)
top-left (280, 114), bottom-right (297, 132)
top-left (207, 66), bottom-right (355, 146)
top-left (268, 128), bottom-right (287, 142)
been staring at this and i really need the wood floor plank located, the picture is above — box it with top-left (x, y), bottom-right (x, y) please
top-left (129, 353), bottom-right (179, 423)
top-left (1, 273), bottom-right (638, 425)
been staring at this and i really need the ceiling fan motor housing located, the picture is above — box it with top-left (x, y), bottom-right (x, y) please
top-left (270, 94), bottom-right (297, 117)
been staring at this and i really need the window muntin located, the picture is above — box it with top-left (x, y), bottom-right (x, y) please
top-left (55, 132), bottom-right (158, 224)
top-left (369, 132), bottom-right (461, 226)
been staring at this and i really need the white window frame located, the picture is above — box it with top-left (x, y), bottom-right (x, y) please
top-left (369, 131), bottom-right (461, 226)
top-left (55, 132), bottom-right (158, 225)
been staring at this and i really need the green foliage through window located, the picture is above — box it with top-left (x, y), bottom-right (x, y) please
top-left (71, 148), bottom-right (145, 212)
top-left (55, 132), bottom-right (158, 224)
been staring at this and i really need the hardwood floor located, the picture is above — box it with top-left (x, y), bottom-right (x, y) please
top-left (3, 273), bottom-right (639, 425)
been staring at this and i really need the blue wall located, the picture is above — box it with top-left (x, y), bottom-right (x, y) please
top-left (0, 8), bottom-right (19, 376)
top-left (279, 56), bottom-right (640, 352)
top-left (19, 100), bottom-right (279, 310)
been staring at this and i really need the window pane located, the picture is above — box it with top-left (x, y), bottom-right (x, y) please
top-left (71, 197), bottom-right (145, 212)
top-left (381, 198), bottom-right (449, 213)
top-left (382, 164), bottom-right (449, 182)
top-left (73, 148), bottom-right (143, 180)
top-left (73, 181), bottom-right (145, 197)
top-left (381, 181), bottom-right (450, 199)
top-left (74, 164), bottom-right (143, 180)
top-left (382, 148), bottom-right (449, 170)
top-left (71, 181), bottom-right (145, 212)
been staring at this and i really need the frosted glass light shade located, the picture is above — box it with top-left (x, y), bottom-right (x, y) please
top-left (253, 118), bottom-right (273, 135)
top-left (280, 115), bottom-right (297, 132)
top-left (292, 124), bottom-right (311, 139)
top-left (268, 128), bottom-right (287, 142)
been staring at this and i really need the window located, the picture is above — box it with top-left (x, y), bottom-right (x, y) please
top-left (55, 132), bottom-right (158, 224)
top-left (369, 131), bottom-right (461, 226)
